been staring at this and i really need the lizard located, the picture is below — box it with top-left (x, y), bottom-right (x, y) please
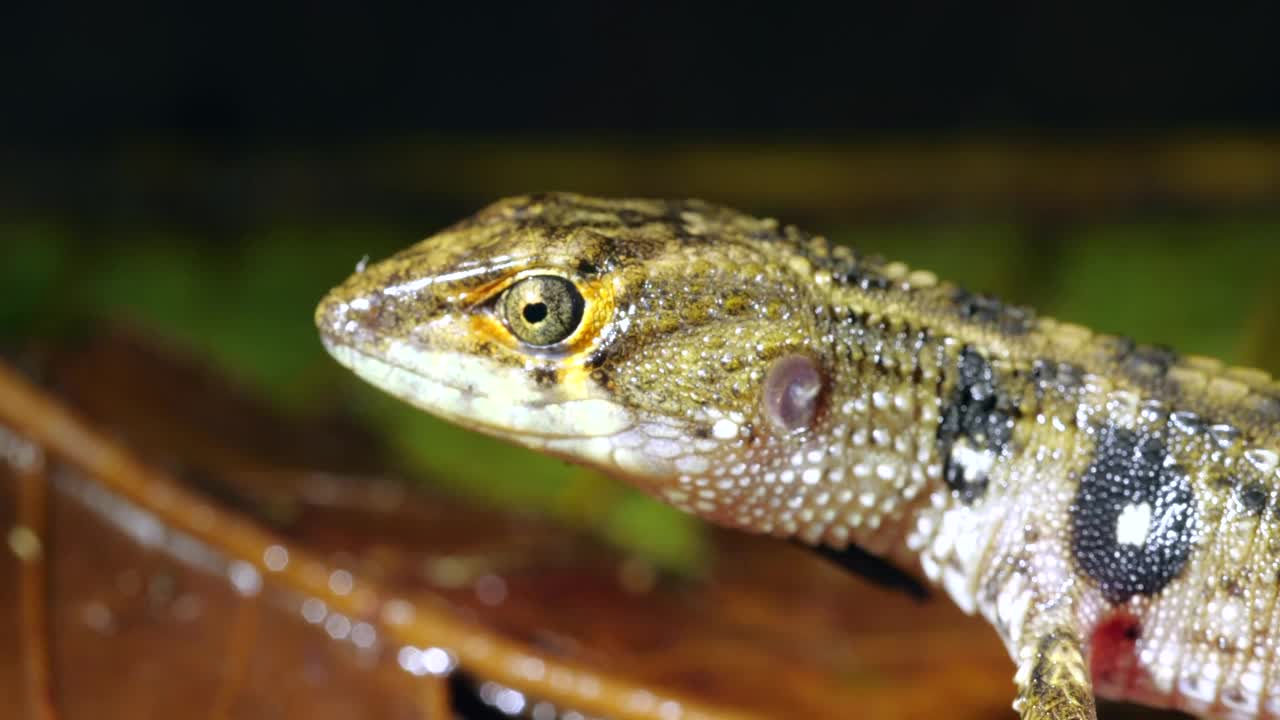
top-left (314, 192), bottom-right (1280, 720)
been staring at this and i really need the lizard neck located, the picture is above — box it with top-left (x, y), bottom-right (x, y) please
top-left (673, 303), bottom-right (977, 575)
top-left (805, 306), bottom-right (980, 570)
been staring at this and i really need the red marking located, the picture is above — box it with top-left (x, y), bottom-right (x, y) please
top-left (1090, 612), bottom-right (1142, 694)
top-left (1090, 612), bottom-right (1185, 712)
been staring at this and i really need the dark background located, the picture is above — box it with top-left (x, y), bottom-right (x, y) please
top-left (6, 5), bottom-right (1280, 142)
top-left (6, 5), bottom-right (1280, 228)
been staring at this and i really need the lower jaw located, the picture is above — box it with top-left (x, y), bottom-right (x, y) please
top-left (321, 340), bottom-right (635, 441)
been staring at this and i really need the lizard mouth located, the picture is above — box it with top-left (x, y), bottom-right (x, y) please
top-left (322, 336), bottom-right (683, 485)
top-left (319, 335), bottom-right (635, 441)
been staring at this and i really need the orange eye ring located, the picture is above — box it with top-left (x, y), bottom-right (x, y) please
top-left (464, 267), bottom-right (615, 372)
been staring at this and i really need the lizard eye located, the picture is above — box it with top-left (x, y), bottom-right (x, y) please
top-left (500, 275), bottom-right (585, 347)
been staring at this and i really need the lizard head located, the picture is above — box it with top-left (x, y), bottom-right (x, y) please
top-left (316, 193), bottom-right (878, 530)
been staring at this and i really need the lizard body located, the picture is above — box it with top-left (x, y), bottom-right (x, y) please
top-left (316, 193), bottom-right (1280, 719)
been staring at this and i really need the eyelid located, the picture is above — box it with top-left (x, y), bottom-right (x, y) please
top-left (466, 268), bottom-right (578, 311)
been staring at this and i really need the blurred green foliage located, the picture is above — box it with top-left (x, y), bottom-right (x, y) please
top-left (4, 211), bottom-right (1279, 575)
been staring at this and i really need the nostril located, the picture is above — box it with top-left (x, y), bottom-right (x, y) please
top-left (347, 295), bottom-right (384, 326)
top-left (319, 290), bottom-right (391, 338)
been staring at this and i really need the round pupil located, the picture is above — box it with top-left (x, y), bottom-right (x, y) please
top-left (501, 275), bottom-right (585, 347)
top-left (523, 302), bottom-right (548, 323)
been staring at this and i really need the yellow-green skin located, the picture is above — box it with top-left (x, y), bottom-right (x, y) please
top-left (317, 193), bottom-right (1280, 720)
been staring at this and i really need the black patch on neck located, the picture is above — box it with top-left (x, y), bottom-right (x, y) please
top-left (1071, 424), bottom-right (1197, 604)
top-left (951, 287), bottom-right (1035, 335)
top-left (1030, 359), bottom-right (1087, 400)
top-left (1239, 482), bottom-right (1268, 514)
top-left (834, 267), bottom-right (892, 291)
top-left (936, 347), bottom-right (1019, 503)
top-left (800, 542), bottom-right (930, 601)
top-left (1111, 337), bottom-right (1179, 384)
